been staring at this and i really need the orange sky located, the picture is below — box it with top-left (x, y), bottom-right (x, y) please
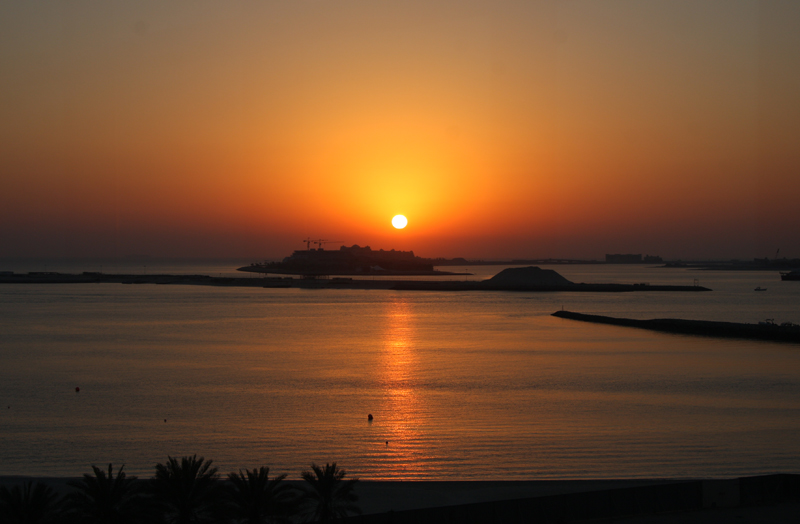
top-left (1, 1), bottom-right (799, 260)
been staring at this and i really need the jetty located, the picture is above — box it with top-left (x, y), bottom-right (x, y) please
top-left (552, 310), bottom-right (800, 343)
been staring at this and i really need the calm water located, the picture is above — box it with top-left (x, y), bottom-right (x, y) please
top-left (1, 263), bottom-right (799, 479)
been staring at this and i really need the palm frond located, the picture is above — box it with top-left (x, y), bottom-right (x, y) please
top-left (227, 466), bottom-right (295, 524)
top-left (151, 454), bottom-right (225, 524)
top-left (300, 463), bottom-right (360, 523)
top-left (66, 463), bottom-right (157, 524)
top-left (0, 481), bottom-right (63, 524)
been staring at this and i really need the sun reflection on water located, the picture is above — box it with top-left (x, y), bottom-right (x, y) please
top-left (370, 295), bottom-right (434, 478)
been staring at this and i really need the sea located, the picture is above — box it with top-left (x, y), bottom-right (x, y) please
top-left (1, 260), bottom-right (799, 480)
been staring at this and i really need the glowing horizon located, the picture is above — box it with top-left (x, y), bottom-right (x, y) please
top-left (1, 1), bottom-right (799, 261)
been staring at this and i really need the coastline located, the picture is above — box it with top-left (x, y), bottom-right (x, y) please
top-left (0, 272), bottom-right (711, 292)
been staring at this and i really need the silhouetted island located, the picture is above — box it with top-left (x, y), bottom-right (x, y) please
top-left (238, 244), bottom-right (470, 276)
top-left (0, 266), bottom-right (710, 292)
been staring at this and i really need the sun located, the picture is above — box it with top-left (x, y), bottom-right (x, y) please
top-left (392, 214), bottom-right (408, 229)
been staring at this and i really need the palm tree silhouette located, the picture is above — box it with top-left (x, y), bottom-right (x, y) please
top-left (0, 480), bottom-right (63, 524)
top-left (300, 463), bottom-right (360, 523)
top-left (227, 467), bottom-right (295, 524)
top-left (151, 455), bottom-right (226, 524)
top-left (66, 463), bottom-right (155, 524)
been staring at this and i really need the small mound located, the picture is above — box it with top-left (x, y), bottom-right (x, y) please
top-left (486, 266), bottom-right (573, 287)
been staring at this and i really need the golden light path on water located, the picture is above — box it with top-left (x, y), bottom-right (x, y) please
top-left (375, 297), bottom-right (429, 478)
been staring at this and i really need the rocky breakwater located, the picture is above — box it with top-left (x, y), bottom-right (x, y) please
top-left (553, 310), bottom-right (800, 343)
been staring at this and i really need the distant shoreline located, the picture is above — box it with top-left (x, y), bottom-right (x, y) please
top-left (0, 272), bottom-right (710, 292)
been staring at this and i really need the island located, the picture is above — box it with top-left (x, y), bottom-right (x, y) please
top-left (238, 244), bottom-right (470, 276)
top-left (0, 266), bottom-right (710, 292)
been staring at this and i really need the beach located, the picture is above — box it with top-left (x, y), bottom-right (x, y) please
top-left (0, 476), bottom-right (673, 511)
top-left (357, 479), bottom-right (677, 513)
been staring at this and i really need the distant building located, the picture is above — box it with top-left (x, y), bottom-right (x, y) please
top-left (605, 254), bottom-right (642, 264)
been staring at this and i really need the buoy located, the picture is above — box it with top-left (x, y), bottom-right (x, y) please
top-left (164, 419), bottom-right (167, 423)
top-left (385, 441), bottom-right (389, 446)
top-left (367, 414), bottom-right (373, 421)
top-left (75, 387), bottom-right (80, 393)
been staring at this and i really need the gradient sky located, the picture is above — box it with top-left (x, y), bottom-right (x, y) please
top-left (2, 1), bottom-right (799, 260)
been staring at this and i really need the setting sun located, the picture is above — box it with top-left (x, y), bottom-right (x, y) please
top-left (392, 215), bottom-right (408, 229)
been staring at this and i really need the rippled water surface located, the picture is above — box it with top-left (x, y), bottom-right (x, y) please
top-left (1, 263), bottom-right (799, 479)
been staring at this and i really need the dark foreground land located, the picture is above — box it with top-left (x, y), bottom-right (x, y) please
top-left (343, 475), bottom-right (800, 523)
top-left (2, 475), bottom-right (797, 523)
top-left (553, 310), bottom-right (800, 343)
top-left (0, 267), bottom-right (711, 292)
